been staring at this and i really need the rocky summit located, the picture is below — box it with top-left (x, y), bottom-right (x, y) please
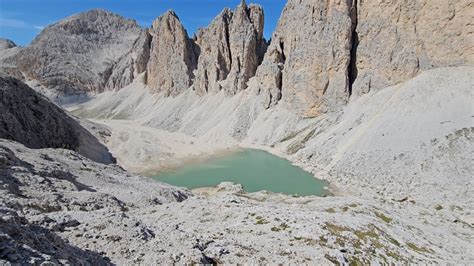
top-left (5, 9), bottom-right (142, 97)
top-left (146, 11), bottom-right (198, 96)
top-left (0, 0), bottom-right (473, 264)
top-left (193, 1), bottom-right (267, 96)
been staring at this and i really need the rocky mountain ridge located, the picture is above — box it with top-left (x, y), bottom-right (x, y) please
top-left (2, 0), bottom-right (472, 116)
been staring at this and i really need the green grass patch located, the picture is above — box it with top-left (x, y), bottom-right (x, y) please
top-left (255, 216), bottom-right (269, 225)
top-left (407, 242), bottom-right (433, 254)
top-left (375, 211), bottom-right (393, 223)
top-left (271, 222), bottom-right (289, 232)
top-left (280, 131), bottom-right (300, 142)
top-left (324, 222), bottom-right (349, 234)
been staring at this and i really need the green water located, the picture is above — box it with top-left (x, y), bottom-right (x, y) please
top-left (151, 149), bottom-right (328, 196)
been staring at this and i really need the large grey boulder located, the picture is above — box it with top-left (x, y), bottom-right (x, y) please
top-left (0, 74), bottom-right (115, 164)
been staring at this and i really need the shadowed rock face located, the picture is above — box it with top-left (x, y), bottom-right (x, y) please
top-left (146, 11), bottom-right (198, 96)
top-left (0, 74), bottom-right (115, 164)
top-left (10, 9), bottom-right (142, 95)
top-left (101, 29), bottom-right (152, 92)
top-left (193, 1), bottom-right (266, 95)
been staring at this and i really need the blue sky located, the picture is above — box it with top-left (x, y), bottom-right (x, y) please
top-left (0, 0), bottom-right (287, 46)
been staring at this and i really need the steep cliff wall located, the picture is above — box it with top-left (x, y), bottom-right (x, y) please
top-left (146, 11), bottom-right (198, 96)
top-left (352, 0), bottom-right (474, 96)
top-left (193, 1), bottom-right (266, 95)
top-left (252, 0), bottom-right (355, 117)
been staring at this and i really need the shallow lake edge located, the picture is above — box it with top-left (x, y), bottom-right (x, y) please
top-left (142, 145), bottom-right (334, 197)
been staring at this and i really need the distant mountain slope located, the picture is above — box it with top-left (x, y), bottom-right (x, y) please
top-left (7, 9), bottom-right (142, 96)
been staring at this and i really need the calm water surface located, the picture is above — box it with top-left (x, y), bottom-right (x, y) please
top-left (151, 149), bottom-right (328, 196)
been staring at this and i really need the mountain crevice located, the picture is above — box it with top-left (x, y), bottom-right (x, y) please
top-left (348, 0), bottom-right (359, 97)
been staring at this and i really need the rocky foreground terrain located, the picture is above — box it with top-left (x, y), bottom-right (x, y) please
top-left (1, 0), bottom-right (473, 264)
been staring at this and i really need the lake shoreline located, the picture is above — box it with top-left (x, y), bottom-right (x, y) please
top-left (141, 145), bottom-right (242, 176)
top-left (149, 148), bottom-right (329, 197)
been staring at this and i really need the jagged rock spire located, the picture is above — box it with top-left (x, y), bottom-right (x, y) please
top-left (146, 10), bottom-right (197, 96)
top-left (193, 2), bottom-right (266, 95)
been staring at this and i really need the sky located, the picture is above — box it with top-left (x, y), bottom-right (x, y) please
top-left (0, 0), bottom-right (287, 47)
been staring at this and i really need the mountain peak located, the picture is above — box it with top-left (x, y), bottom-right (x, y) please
top-left (55, 8), bottom-right (139, 29)
top-left (0, 38), bottom-right (17, 50)
top-left (163, 9), bottom-right (179, 19)
top-left (151, 9), bottom-right (186, 32)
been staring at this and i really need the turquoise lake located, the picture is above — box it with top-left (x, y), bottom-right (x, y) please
top-left (151, 149), bottom-right (328, 196)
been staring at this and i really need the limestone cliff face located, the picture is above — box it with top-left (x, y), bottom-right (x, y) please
top-left (103, 29), bottom-right (152, 91)
top-left (193, 1), bottom-right (266, 95)
top-left (134, 30), bottom-right (152, 76)
top-left (351, 0), bottom-right (474, 96)
top-left (253, 0), bottom-right (355, 117)
top-left (251, 0), bottom-right (473, 116)
top-left (12, 9), bottom-right (142, 94)
top-left (146, 11), bottom-right (197, 96)
top-left (192, 9), bottom-right (232, 95)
